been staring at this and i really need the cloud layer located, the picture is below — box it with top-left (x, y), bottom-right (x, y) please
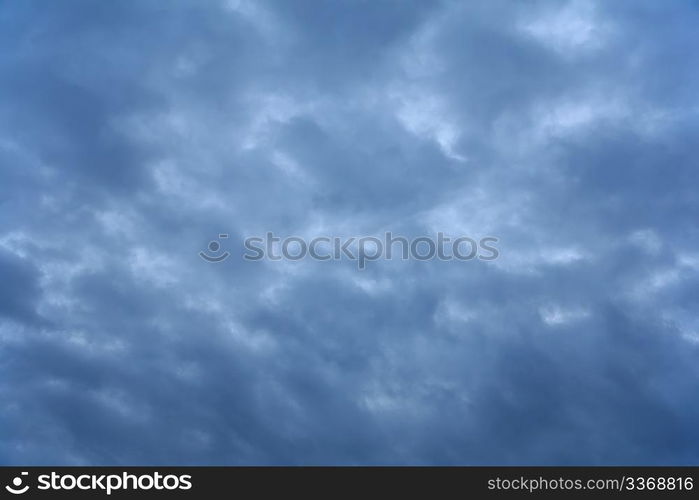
top-left (1, 0), bottom-right (698, 464)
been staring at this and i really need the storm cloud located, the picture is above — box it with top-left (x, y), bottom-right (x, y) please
top-left (1, 0), bottom-right (698, 464)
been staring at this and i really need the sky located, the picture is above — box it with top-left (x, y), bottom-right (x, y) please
top-left (1, 0), bottom-right (698, 465)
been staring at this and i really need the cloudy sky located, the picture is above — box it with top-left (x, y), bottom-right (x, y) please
top-left (1, 0), bottom-right (699, 465)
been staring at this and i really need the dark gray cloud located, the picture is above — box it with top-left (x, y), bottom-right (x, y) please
top-left (1, 0), bottom-right (698, 465)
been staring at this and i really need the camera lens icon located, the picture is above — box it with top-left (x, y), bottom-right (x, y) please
top-left (5, 472), bottom-right (29, 495)
top-left (199, 234), bottom-right (230, 263)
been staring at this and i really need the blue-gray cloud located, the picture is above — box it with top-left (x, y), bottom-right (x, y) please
top-left (1, 0), bottom-right (698, 465)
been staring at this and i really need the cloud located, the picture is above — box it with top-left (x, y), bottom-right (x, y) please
top-left (0, 0), bottom-right (698, 464)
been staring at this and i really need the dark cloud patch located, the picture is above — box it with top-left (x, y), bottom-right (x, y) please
top-left (0, 250), bottom-right (43, 325)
